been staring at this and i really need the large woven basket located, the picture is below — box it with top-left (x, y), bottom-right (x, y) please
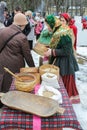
top-left (33, 43), bottom-right (48, 56)
top-left (15, 73), bottom-right (37, 92)
top-left (20, 67), bottom-right (40, 85)
top-left (39, 64), bottom-right (59, 77)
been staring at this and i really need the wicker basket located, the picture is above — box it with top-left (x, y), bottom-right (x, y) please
top-left (33, 43), bottom-right (48, 56)
top-left (20, 67), bottom-right (40, 85)
top-left (34, 73), bottom-right (41, 85)
top-left (20, 67), bottom-right (39, 73)
top-left (39, 64), bottom-right (59, 77)
top-left (15, 73), bottom-right (37, 92)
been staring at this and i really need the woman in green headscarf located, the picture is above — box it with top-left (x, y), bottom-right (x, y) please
top-left (44, 14), bottom-right (79, 98)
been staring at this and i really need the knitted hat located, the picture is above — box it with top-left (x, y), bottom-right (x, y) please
top-left (60, 13), bottom-right (71, 22)
top-left (13, 13), bottom-right (28, 26)
top-left (45, 14), bottom-right (55, 29)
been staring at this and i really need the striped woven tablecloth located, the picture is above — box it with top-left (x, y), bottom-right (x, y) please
top-left (0, 77), bottom-right (82, 130)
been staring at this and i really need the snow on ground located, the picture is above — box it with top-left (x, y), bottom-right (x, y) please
top-left (77, 47), bottom-right (87, 57)
top-left (73, 104), bottom-right (87, 130)
top-left (75, 47), bottom-right (87, 130)
top-left (75, 16), bottom-right (87, 46)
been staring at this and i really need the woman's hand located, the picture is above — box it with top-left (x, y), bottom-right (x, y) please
top-left (44, 48), bottom-right (51, 57)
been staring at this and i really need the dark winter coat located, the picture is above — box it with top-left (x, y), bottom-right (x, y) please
top-left (48, 21), bottom-right (79, 77)
top-left (50, 35), bottom-right (79, 76)
top-left (0, 24), bottom-right (35, 92)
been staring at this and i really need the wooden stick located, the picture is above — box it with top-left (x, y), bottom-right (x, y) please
top-left (4, 67), bottom-right (22, 81)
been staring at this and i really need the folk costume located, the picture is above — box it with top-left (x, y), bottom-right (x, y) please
top-left (60, 13), bottom-right (78, 51)
top-left (45, 15), bottom-right (79, 98)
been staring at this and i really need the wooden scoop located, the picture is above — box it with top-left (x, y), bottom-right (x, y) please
top-left (4, 67), bottom-right (23, 81)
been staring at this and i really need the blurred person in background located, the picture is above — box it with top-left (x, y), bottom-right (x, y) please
top-left (14, 6), bottom-right (22, 15)
top-left (0, 1), bottom-right (6, 28)
top-left (4, 8), bottom-right (11, 27)
top-left (3, 5), bottom-right (22, 27)
top-left (81, 16), bottom-right (87, 30)
top-left (34, 16), bottom-right (43, 40)
top-left (25, 10), bottom-right (36, 50)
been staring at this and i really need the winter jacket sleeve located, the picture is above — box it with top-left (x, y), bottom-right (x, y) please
top-left (21, 37), bottom-right (35, 67)
top-left (55, 35), bottom-right (73, 57)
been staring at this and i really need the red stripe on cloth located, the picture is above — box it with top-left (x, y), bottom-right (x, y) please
top-left (33, 84), bottom-right (41, 130)
top-left (71, 98), bottom-right (80, 104)
top-left (70, 96), bottom-right (80, 104)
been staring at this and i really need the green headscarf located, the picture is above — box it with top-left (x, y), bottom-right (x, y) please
top-left (38, 29), bottom-right (53, 46)
top-left (45, 14), bottom-right (55, 29)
